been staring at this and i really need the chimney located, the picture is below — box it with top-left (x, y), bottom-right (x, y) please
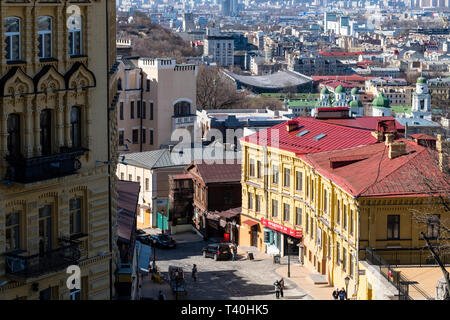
top-left (286, 120), bottom-right (298, 132)
top-left (437, 134), bottom-right (449, 173)
top-left (388, 141), bottom-right (407, 159)
top-left (385, 133), bottom-right (395, 146)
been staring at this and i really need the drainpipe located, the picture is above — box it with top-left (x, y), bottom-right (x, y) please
top-left (139, 68), bottom-right (144, 152)
top-left (353, 196), bottom-right (360, 300)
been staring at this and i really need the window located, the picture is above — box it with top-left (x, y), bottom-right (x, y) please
top-left (387, 215), bottom-right (400, 240)
top-left (328, 236), bottom-right (331, 258)
top-left (174, 101), bottom-right (191, 116)
top-left (132, 129), bottom-right (138, 144)
top-left (118, 131), bottom-right (124, 146)
top-left (137, 101), bottom-right (141, 118)
top-left (37, 16), bottom-right (52, 58)
top-left (306, 178), bottom-right (309, 197)
top-left (5, 17), bottom-right (20, 61)
top-left (137, 176), bottom-right (141, 183)
top-left (128, 174), bottom-right (132, 181)
top-left (7, 114), bottom-right (21, 157)
top-left (5, 212), bottom-right (20, 252)
top-left (120, 172), bottom-right (124, 180)
top-left (306, 213), bottom-right (309, 234)
top-left (119, 102), bottom-right (124, 120)
top-left (255, 195), bottom-right (261, 212)
top-left (349, 252), bottom-right (354, 278)
top-left (296, 171), bottom-right (302, 191)
top-left (146, 79), bottom-right (150, 91)
top-left (130, 101), bottom-right (134, 119)
top-left (150, 102), bottom-right (154, 120)
top-left (248, 192), bottom-right (253, 210)
top-left (149, 129), bottom-right (154, 145)
top-left (350, 209), bottom-right (354, 235)
top-left (145, 178), bottom-right (149, 191)
top-left (323, 189), bottom-right (328, 213)
top-left (69, 198), bottom-right (82, 236)
top-left (249, 159), bottom-right (255, 177)
top-left (311, 180), bottom-right (314, 201)
top-left (343, 204), bottom-right (347, 230)
top-left (257, 161), bottom-right (261, 178)
top-left (272, 165), bottom-right (279, 184)
top-left (336, 200), bottom-right (341, 225)
top-left (68, 15), bottom-right (82, 56)
top-left (70, 107), bottom-right (82, 149)
top-left (336, 242), bottom-right (340, 265)
top-left (310, 217), bottom-right (314, 239)
top-left (118, 79), bottom-right (122, 91)
top-left (295, 207), bottom-right (302, 226)
top-left (272, 199), bottom-right (278, 217)
top-left (70, 288), bottom-right (81, 300)
top-left (142, 129), bottom-right (146, 144)
top-left (40, 109), bottom-right (52, 156)
top-left (283, 203), bottom-right (290, 222)
top-left (39, 205), bottom-right (53, 254)
top-left (343, 247), bottom-right (347, 271)
top-left (142, 102), bottom-right (146, 119)
top-left (284, 168), bottom-right (290, 188)
top-left (427, 214), bottom-right (440, 239)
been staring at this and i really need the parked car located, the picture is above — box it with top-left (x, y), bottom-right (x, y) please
top-left (136, 234), bottom-right (152, 245)
top-left (150, 234), bottom-right (177, 249)
top-left (136, 229), bottom-right (146, 235)
top-left (202, 243), bottom-right (232, 261)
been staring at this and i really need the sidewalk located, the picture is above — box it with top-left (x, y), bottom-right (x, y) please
top-left (139, 272), bottom-right (176, 300)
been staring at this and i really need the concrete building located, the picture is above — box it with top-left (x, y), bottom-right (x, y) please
top-left (0, 0), bottom-right (119, 300)
top-left (203, 35), bottom-right (235, 67)
top-left (116, 57), bottom-right (197, 152)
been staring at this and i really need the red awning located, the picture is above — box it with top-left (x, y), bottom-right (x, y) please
top-left (242, 219), bottom-right (259, 227)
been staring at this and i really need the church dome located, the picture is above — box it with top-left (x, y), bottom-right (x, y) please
top-left (335, 85), bottom-right (345, 94)
top-left (320, 87), bottom-right (329, 95)
top-left (372, 92), bottom-right (390, 108)
top-left (350, 87), bottom-right (359, 95)
top-left (349, 99), bottom-right (363, 108)
top-left (417, 77), bottom-right (427, 84)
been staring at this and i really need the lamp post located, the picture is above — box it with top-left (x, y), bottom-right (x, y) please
top-left (174, 270), bottom-right (179, 301)
top-left (344, 276), bottom-right (350, 300)
top-left (152, 238), bottom-right (157, 272)
top-left (287, 238), bottom-right (293, 278)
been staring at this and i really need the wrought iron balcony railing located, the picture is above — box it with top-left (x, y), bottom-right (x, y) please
top-left (5, 147), bottom-right (87, 183)
top-left (5, 239), bottom-right (81, 279)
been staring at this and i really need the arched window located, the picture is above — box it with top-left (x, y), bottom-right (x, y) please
top-left (7, 114), bottom-right (21, 157)
top-left (174, 101), bottom-right (191, 117)
top-left (70, 107), bottom-right (82, 149)
top-left (40, 109), bottom-right (52, 155)
top-left (117, 78), bottom-right (122, 91)
top-left (37, 16), bottom-right (52, 58)
top-left (68, 14), bottom-right (82, 56)
top-left (5, 17), bottom-right (21, 61)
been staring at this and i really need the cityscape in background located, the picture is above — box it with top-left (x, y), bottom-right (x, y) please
top-left (0, 0), bottom-right (449, 303)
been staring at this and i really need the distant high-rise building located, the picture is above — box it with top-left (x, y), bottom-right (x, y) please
top-left (221, 0), bottom-right (239, 16)
top-left (183, 12), bottom-right (195, 32)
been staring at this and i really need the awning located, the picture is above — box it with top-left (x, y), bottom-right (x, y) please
top-left (137, 242), bottom-right (152, 274)
top-left (242, 219), bottom-right (259, 227)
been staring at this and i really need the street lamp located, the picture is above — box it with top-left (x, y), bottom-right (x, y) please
top-left (287, 238), bottom-right (293, 278)
top-left (344, 276), bottom-right (350, 300)
top-left (175, 270), bottom-right (179, 301)
top-left (152, 238), bottom-right (157, 272)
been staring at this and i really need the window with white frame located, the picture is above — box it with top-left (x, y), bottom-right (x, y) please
top-left (5, 17), bottom-right (21, 61)
top-left (38, 16), bottom-right (52, 58)
top-left (68, 15), bottom-right (82, 56)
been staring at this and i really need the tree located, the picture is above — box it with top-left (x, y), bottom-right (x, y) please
top-left (196, 65), bottom-right (244, 110)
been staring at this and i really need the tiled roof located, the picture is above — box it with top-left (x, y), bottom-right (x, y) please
top-left (195, 160), bottom-right (242, 184)
top-left (303, 139), bottom-right (450, 197)
top-left (317, 116), bottom-right (405, 131)
top-left (241, 117), bottom-right (379, 155)
top-left (312, 75), bottom-right (375, 82)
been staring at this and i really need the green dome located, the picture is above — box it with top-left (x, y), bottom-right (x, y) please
top-left (350, 88), bottom-right (359, 95)
top-left (335, 85), bottom-right (345, 94)
top-left (349, 99), bottom-right (363, 108)
top-left (372, 93), bottom-right (390, 108)
top-left (417, 77), bottom-right (427, 84)
top-left (320, 87), bottom-right (330, 95)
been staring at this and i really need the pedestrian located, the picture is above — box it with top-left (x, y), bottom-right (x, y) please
top-left (274, 280), bottom-right (281, 299)
top-left (192, 264), bottom-right (198, 282)
top-left (332, 288), bottom-right (339, 300)
top-left (338, 287), bottom-right (347, 300)
top-left (158, 290), bottom-right (165, 301)
top-left (279, 278), bottom-right (285, 298)
top-left (232, 244), bottom-right (237, 261)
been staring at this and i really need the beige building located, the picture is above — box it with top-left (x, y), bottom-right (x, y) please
top-left (0, 1), bottom-right (119, 299)
top-left (116, 57), bottom-right (197, 153)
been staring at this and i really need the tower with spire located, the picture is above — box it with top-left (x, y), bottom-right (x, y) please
top-left (410, 76), bottom-right (432, 120)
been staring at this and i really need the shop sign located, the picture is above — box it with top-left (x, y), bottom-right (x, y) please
top-left (261, 217), bottom-right (302, 238)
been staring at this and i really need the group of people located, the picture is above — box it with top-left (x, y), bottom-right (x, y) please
top-left (332, 287), bottom-right (347, 300)
top-left (273, 278), bottom-right (285, 299)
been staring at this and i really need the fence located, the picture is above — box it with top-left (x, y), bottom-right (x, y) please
top-left (368, 247), bottom-right (450, 267)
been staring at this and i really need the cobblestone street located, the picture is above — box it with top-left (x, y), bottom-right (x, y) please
top-left (139, 229), bottom-right (313, 300)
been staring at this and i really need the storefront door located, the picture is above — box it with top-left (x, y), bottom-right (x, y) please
top-left (251, 228), bottom-right (258, 247)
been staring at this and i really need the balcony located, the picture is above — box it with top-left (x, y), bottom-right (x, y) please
top-left (5, 148), bottom-right (87, 183)
top-left (5, 239), bottom-right (81, 280)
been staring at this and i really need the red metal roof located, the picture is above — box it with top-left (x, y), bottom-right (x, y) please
top-left (312, 75), bottom-right (375, 82)
top-left (303, 139), bottom-right (450, 197)
top-left (242, 117), bottom-right (379, 155)
top-left (317, 117), bottom-right (405, 131)
top-left (409, 134), bottom-right (437, 141)
top-left (318, 51), bottom-right (366, 56)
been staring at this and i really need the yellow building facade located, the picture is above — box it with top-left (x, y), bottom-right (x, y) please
top-left (0, 0), bottom-right (119, 299)
top-left (240, 123), bottom-right (449, 300)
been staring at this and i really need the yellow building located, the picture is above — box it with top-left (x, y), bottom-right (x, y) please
top-left (240, 117), bottom-right (450, 300)
top-left (0, 0), bottom-right (119, 299)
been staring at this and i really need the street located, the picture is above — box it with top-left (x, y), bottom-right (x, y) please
top-left (142, 230), bottom-right (313, 300)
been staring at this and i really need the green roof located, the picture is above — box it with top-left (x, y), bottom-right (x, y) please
top-left (372, 93), bottom-right (390, 108)
top-left (417, 77), bottom-right (427, 84)
top-left (320, 87), bottom-right (330, 95)
top-left (350, 88), bottom-right (359, 95)
top-left (335, 85), bottom-right (345, 93)
top-left (349, 100), bottom-right (363, 108)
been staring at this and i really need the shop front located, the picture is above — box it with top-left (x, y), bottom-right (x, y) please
top-left (261, 217), bottom-right (302, 260)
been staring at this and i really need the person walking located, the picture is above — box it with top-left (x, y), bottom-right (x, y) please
top-left (158, 290), bottom-right (165, 300)
top-left (332, 288), bottom-right (339, 300)
top-left (338, 287), bottom-right (347, 300)
top-left (192, 264), bottom-right (198, 282)
top-left (232, 244), bottom-right (237, 261)
top-left (274, 280), bottom-right (281, 299)
top-left (279, 278), bottom-right (285, 298)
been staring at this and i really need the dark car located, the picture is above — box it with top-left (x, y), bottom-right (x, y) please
top-left (136, 234), bottom-right (152, 245)
top-left (136, 229), bottom-right (146, 235)
top-left (150, 234), bottom-right (176, 249)
top-left (202, 244), bottom-right (232, 261)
